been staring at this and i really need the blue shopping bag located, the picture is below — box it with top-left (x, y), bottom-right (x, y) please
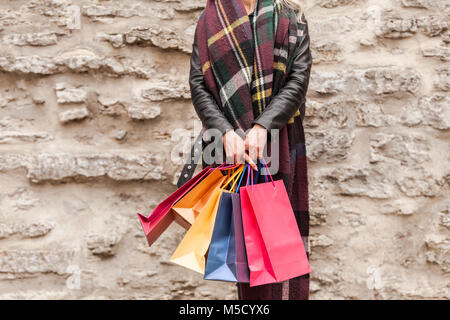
top-left (204, 165), bottom-right (250, 282)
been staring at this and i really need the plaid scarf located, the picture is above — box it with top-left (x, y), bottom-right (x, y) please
top-left (196, 0), bottom-right (306, 129)
top-left (195, 0), bottom-right (311, 298)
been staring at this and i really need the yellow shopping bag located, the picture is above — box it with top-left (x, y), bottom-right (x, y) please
top-left (170, 165), bottom-right (245, 274)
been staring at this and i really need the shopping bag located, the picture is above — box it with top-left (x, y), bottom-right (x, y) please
top-left (170, 166), bottom-right (244, 274)
top-left (204, 164), bottom-right (250, 282)
top-left (240, 166), bottom-right (277, 286)
top-left (137, 166), bottom-right (211, 246)
top-left (190, 164), bottom-right (243, 220)
top-left (231, 192), bottom-right (250, 283)
top-left (203, 191), bottom-right (236, 281)
top-left (243, 159), bottom-right (311, 286)
top-left (172, 168), bottom-right (226, 225)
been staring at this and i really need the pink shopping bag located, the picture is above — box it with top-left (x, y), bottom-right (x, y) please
top-left (240, 160), bottom-right (311, 286)
top-left (240, 167), bottom-right (277, 286)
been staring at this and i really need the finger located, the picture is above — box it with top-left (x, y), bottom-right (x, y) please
top-left (231, 136), bottom-right (239, 164)
top-left (233, 146), bottom-right (239, 165)
top-left (248, 138), bottom-right (257, 164)
top-left (226, 153), bottom-right (233, 165)
top-left (257, 131), bottom-right (266, 159)
top-left (236, 149), bottom-right (244, 164)
top-left (237, 139), bottom-right (246, 164)
top-left (226, 141), bottom-right (234, 164)
top-left (225, 147), bottom-right (232, 164)
top-left (257, 140), bottom-right (265, 160)
top-left (244, 152), bottom-right (257, 171)
top-left (224, 136), bottom-right (234, 164)
top-left (244, 136), bottom-right (250, 153)
top-left (227, 142), bottom-right (236, 164)
top-left (253, 140), bottom-right (260, 161)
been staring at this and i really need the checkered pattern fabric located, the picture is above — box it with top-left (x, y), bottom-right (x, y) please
top-left (197, 0), bottom-right (306, 130)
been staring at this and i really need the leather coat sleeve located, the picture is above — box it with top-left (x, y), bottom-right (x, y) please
top-left (252, 19), bottom-right (313, 131)
top-left (189, 34), bottom-right (234, 136)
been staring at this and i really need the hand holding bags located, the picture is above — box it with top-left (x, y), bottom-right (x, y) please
top-left (240, 159), bottom-right (311, 286)
top-left (138, 158), bottom-right (311, 286)
top-left (170, 166), bottom-right (244, 274)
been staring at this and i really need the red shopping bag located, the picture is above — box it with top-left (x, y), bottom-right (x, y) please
top-left (240, 160), bottom-right (311, 286)
top-left (138, 164), bottom-right (241, 247)
top-left (240, 169), bottom-right (276, 286)
top-left (138, 166), bottom-right (211, 246)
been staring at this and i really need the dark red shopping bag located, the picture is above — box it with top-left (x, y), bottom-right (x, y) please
top-left (137, 166), bottom-right (211, 246)
top-left (240, 160), bottom-right (311, 286)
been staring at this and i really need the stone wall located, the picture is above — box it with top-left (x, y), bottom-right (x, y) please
top-left (0, 0), bottom-right (448, 300)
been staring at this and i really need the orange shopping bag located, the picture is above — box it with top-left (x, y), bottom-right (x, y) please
top-left (172, 168), bottom-right (226, 225)
top-left (170, 165), bottom-right (245, 274)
